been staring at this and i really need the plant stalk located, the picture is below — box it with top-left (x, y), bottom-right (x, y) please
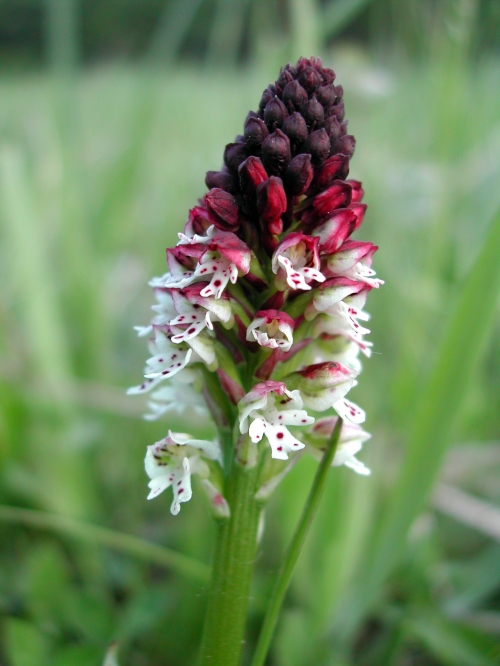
top-left (250, 418), bottom-right (344, 666)
top-left (199, 457), bottom-right (262, 666)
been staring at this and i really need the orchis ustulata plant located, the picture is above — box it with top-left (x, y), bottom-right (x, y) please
top-left (129, 56), bottom-right (382, 666)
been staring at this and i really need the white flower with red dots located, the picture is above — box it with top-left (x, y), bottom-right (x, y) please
top-left (306, 417), bottom-right (371, 475)
top-left (238, 381), bottom-right (315, 460)
top-left (246, 310), bottom-right (295, 351)
top-left (272, 233), bottom-right (326, 291)
top-left (145, 430), bottom-right (222, 514)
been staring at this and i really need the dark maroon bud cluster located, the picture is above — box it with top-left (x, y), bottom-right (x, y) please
top-left (200, 56), bottom-right (359, 251)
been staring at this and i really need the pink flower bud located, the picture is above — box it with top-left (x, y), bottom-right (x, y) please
top-left (347, 180), bottom-right (364, 202)
top-left (206, 188), bottom-right (240, 231)
top-left (313, 154), bottom-right (350, 191)
top-left (238, 156), bottom-right (268, 197)
top-left (301, 180), bottom-right (352, 225)
top-left (257, 177), bottom-right (287, 234)
top-left (312, 208), bottom-right (357, 254)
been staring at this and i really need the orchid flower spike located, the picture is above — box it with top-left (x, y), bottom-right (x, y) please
top-left (129, 56), bottom-right (381, 514)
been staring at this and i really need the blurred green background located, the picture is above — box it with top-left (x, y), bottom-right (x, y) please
top-left (0, 0), bottom-right (500, 664)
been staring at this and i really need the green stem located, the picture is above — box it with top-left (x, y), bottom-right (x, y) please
top-left (250, 418), bottom-right (344, 666)
top-left (199, 458), bottom-right (262, 666)
top-left (0, 505), bottom-right (209, 583)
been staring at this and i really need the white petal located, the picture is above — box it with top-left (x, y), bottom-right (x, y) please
top-left (333, 397), bottom-right (366, 424)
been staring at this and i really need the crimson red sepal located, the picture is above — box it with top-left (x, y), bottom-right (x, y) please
top-left (205, 188), bottom-right (240, 231)
top-left (300, 180), bottom-right (352, 226)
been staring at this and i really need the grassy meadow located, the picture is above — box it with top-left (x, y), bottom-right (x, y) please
top-left (0, 42), bottom-right (500, 666)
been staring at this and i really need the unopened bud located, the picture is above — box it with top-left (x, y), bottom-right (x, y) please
top-left (347, 180), bottom-right (364, 202)
top-left (316, 84), bottom-right (336, 108)
top-left (205, 170), bottom-right (236, 193)
top-left (264, 97), bottom-right (288, 129)
top-left (335, 135), bottom-right (355, 158)
top-left (329, 101), bottom-right (345, 121)
top-left (282, 81), bottom-right (308, 110)
top-left (261, 129), bottom-right (291, 175)
top-left (206, 188), bottom-right (240, 231)
top-left (300, 96), bottom-right (325, 127)
top-left (303, 128), bottom-right (331, 165)
top-left (349, 202), bottom-right (367, 230)
top-left (238, 156), bottom-right (268, 197)
top-left (259, 85), bottom-right (277, 111)
top-left (286, 361), bottom-right (356, 411)
top-left (244, 116), bottom-right (269, 151)
top-left (282, 112), bottom-right (308, 144)
top-left (301, 180), bottom-right (352, 225)
top-left (257, 176), bottom-right (287, 230)
top-left (312, 154), bottom-right (349, 190)
top-left (298, 66), bottom-right (321, 93)
top-left (324, 116), bottom-right (342, 141)
top-left (224, 141), bottom-right (249, 173)
top-left (276, 67), bottom-right (294, 90)
top-left (284, 154), bottom-right (313, 196)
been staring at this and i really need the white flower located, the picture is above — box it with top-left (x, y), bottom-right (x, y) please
top-left (143, 372), bottom-right (207, 421)
top-left (306, 417), bottom-right (371, 475)
top-left (246, 310), bottom-right (295, 351)
top-left (145, 431), bottom-right (222, 515)
top-left (238, 381), bottom-right (314, 460)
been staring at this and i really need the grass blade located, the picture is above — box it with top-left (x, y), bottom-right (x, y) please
top-left (0, 505), bottom-right (210, 583)
top-left (250, 419), bottom-right (343, 666)
top-left (348, 203), bottom-right (500, 633)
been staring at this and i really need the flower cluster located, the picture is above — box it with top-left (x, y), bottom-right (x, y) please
top-left (130, 57), bottom-right (382, 514)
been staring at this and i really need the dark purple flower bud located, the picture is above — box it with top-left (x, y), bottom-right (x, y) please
top-left (321, 68), bottom-right (336, 85)
top-left (298, 66), bottom-right (321, 93)
top-left (224, 141), bottom-right (249, 173)
top-left (316, 85), bottom-right (336, 108)
top-left (324, 116), bottom-right (343, 141)
top-left (261, 129), bottom-right (291, 176)
top-left (205, 188), bottom-right (240, 231)
top-left (334, 85), bottom-right (343, 101)
top-left (282, 81), bottom-right (308, 110)
top-left (335, 135), bottom-right (356, 158)
top-left (329, 101), bottom-right (345, 121)
top-left (282, 112), bottom-right (308, 144)
top-left (257, 176), bottom-right (287, 235)
top-left (264, 97), bottom-right (288, 129)
top-left (238, 156), bottom-right (268, 197)
top-left (300, 96), bottom-right (325, 127)
top-left (303, 128), bottom-right (331, 165)
top-left (312, 154), bottom-right (349, 190)
top-left (205, 170), bottom-right (236, 193)
top-left (244, 116), bottom-right (269, 151)
top-left (276, 67), bottom-right (294, 90)
top-left (259, 85), bottom-right (277, 110)
top-left (284, 154), bottom-right (313, 196)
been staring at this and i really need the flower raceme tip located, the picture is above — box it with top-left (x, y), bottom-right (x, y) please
top-left (129, 56), bottom-right (382, 514)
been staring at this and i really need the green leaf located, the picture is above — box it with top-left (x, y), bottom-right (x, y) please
top-left (321, 0), bottom-right (376, 39)
top-left (404, 611), bottom-right (495, 666)
top-left (4, 618), bottom-right (50, 666)
top-left (351, 203), bottom-right (500, 632)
